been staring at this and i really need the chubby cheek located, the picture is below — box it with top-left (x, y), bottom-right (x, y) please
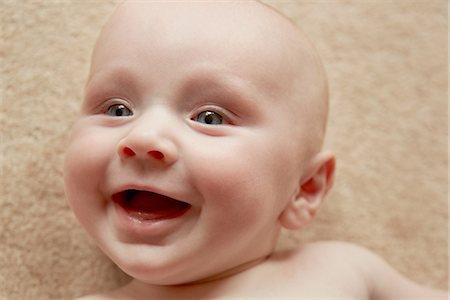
top-left (64, 124), bottom-right (116, 227)
top-left (187, 134), bottom-right (296, 235)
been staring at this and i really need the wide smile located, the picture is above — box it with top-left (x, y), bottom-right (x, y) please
top-left (112, 189), bottom-right (192, 222)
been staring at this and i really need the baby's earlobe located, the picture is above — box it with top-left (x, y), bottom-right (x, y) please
top-left (279, 199), bottom-right (312, 230)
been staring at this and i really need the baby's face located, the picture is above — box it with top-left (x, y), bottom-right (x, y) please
top-left (65, 2), bottom-right (325, 284)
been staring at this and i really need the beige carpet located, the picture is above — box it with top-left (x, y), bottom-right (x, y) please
top-left (1, 1), bottom-right (447, 299)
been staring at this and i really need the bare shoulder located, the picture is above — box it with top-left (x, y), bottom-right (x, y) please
top-left (293, 240), bottom-right (372, 255)
top-left (284, 240), bottom-right (379, 263)
top-left (287, 241), bottom-right (447, 300)
top-left (269, 241), bottom-right (375, 298)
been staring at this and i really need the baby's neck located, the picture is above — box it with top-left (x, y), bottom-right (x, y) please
top-left (182, 254), bottom-right (269, 285)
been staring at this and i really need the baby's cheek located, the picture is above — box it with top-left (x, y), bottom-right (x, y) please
top-left (66, 137), bottom-right (100, 183)
top-left (189, 146), bottom-right (273, 224)
top-left (64, 128), bottom-right (113, 214)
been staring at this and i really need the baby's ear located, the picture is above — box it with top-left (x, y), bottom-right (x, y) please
top-left (279, 151), bottom-right (335, 230)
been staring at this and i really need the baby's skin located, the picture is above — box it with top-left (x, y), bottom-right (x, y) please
top-left (64, 1), bottom-right (447, 299)
top-left (81, 242), bottom-right (445, 299)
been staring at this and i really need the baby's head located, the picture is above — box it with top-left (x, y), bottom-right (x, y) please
top-left (64, 1), bottom-right (335, 285)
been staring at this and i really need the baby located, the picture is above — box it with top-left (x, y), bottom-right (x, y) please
top-left (64, 1), bottom-right (447, 299)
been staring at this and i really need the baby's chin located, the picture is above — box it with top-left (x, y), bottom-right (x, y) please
top-left (108, 242), bottom-right (273, 287)
top-left (121, 255), bottom-right (270, 288)
top-left (105, 248), bottom-right (209, 285)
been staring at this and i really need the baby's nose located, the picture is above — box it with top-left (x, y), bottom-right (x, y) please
top-left (117, 109), bottom-right (179, 165)
top-left (119, 145), bottom-right (178, 164)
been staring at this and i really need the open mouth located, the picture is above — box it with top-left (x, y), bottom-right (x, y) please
top-left (112, 189), bottom-right (191, 222)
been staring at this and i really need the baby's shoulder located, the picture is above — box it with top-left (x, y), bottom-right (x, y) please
top-left (283, 240), bottom-right (396, 282)
top-left (278, 241), bottom-right (446, 299)
top-left (299, 239), bottom-right (373, 252)
top-left (263, 241), bottom-right (375, 298)
top-left (282, 240), bottom-right (378, 264)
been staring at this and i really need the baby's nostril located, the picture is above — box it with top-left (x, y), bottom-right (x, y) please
top-left (148, 150), bottom-right (164, 160)
top-left (123, 147), bottom-right (136, 157)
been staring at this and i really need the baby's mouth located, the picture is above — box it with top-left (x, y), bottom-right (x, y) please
top-left (112, 189), bottom-right (191, 222)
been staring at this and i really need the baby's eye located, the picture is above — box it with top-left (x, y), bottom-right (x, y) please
top-left (194, 111), bottom-right (224, 125)
top-left (105, 104), bottom-right (133, 117)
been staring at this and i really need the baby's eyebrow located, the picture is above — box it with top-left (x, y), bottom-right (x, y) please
top-left (85, 65), bottom-right (140, 92)
top-left (177, 68), bottom-right (261, 107)
top-left (82, 65), bottom-right (141, 108)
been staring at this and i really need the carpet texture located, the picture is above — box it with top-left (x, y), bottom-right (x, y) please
top-left (1, 1), bottom-right (447, 299)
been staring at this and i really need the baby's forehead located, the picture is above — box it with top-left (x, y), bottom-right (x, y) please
top-left (94, 2), bottom-right (311, 97)
top-left (98, 1), bottom-right (302, 61)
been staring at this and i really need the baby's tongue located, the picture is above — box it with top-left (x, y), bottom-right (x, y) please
top-left (125, 191), bottom-right (190, 221)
